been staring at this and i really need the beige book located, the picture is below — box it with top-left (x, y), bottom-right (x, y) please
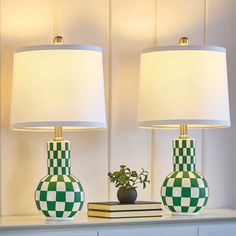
top-left (87, 201), bottom-right (162, 211)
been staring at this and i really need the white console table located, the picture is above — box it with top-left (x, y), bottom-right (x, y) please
top-left (1, 209), bottom-right (236, 236)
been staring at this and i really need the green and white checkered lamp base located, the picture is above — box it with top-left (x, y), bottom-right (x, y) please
top-left (161, 138), bottom-right (208, 215)
top-left (35, 140), bottom-right (84, 220)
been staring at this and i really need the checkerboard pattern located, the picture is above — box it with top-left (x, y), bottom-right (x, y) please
top-left (47, 141), bottom-right (71, 175)
top-left (161, 138), bottom-right (208, 214)
top-left (173, 139), bottom-right (195, 172)
top-left (35, 140), bottom-right (84, 219)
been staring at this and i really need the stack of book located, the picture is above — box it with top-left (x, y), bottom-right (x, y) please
top-left (87, 201), bottom-right (162, 218)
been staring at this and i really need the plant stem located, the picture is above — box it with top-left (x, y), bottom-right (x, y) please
top-left (131, 170), bottom-right (144, 188)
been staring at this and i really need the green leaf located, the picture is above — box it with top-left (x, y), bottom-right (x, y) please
top-left (131, 171), bottom-right (138, 177)
top-left (107, 165), bottom-right (150, 190)
top-left (143, 182), bottom-right (146, 189)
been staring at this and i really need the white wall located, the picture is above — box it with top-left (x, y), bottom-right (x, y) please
top-left (0, 0), bottom-right (235, 216)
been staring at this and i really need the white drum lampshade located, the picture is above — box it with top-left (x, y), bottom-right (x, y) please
top-left (10, 44), bottom-right (106, 130)
top-left (138, 45), bottom-right (230, 129)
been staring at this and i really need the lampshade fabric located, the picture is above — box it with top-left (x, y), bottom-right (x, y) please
top-left (10, 45), bottom-right (106, 131)
top-left (138, 45), bottom-right (230, 128)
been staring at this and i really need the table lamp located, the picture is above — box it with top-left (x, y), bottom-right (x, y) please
top-left (138, 37), bottom-right (230, 215)
top-left (10, 36), bottom-right (106, 220)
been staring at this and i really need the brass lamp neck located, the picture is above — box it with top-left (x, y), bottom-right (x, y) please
top-left (54, 126), bottom-right (63, 141)
top-left (179, 124), bottom-right (188, 139)
top-left (178, 37), bottom-right (189, 139)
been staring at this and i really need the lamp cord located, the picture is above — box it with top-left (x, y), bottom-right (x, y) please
top-left (150, 0), bottom-right (158, 202)
top-left (153, 0), bottom-right (157, 48)
top-left (204, 0), bottom-right (208, 45)
top-left (202, 0), bottom-right (208, 176)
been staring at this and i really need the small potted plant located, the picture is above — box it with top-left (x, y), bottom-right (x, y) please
top-left (108, 165), bottom-right (150, 203)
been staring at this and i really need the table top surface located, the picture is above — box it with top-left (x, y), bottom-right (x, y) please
top-left (1, 209), bottom-right (236, 231)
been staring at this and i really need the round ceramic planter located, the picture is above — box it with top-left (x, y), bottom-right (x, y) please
top-left (117, 188), bottom-right (137, 203)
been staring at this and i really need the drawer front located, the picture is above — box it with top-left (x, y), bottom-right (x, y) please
top-left (199, 223), bottom-right (236, 236)
top-left (0, 229), bottom-right (97, 236)
top-left (99, 225), bottom-right (197, 236)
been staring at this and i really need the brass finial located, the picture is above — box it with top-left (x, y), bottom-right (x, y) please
top-left (178, 37), bottom-right (189, 45)
top-left (53, 36), bottom-right (64, 44)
